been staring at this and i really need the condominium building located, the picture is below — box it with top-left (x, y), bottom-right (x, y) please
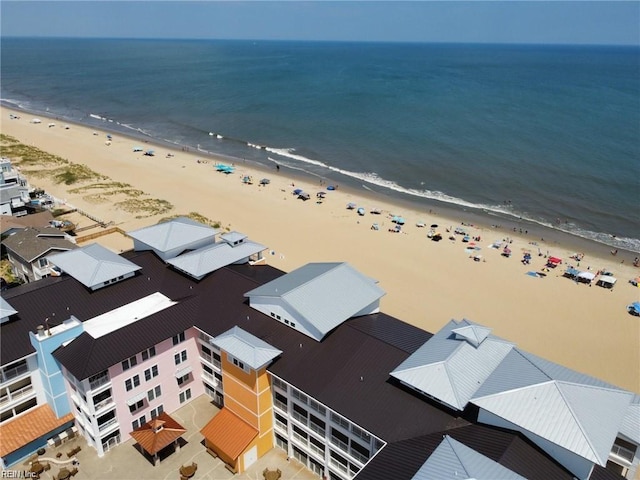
top-left (0, 218), bottom-right (638, 480)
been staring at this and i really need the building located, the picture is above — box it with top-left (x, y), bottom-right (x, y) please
top-left (2, 226), bottom-right (77, 283)
top-left (0, 218), bottom-right (637, 479)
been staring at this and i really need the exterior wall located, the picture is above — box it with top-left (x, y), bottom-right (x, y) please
top-left (6, 251), bottom-right (35, 283)
top-left (0, 355), bottom-right (41, 425)
top-left (478, 409), bottom-right (595, 480)
top-left (608, 435), bottom-right (640, 480)
top-left (248, 297), bottom-right (323, 341)
top-left (270, 374), bottom-right (384, 480)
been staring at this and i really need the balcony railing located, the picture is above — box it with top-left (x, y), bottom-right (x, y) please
top-left (350, 448), bottom-right (369, 465)
top-left (331, 436), bottom-right (349, 453)
top-left (292, 411), bottom-right (308, 425)
top-left (330, 459), bottom-right (349, 475)
top-left (309, 422), bottom-right (325, 437)
top-left (93, 397), bottom-right (114, 412)
top-left (89, 375), bottom-right (110, 391)
top-left (274, 399), bottom-right (287, 412)
top-left (201, 353), bottom-right (221, 369)
top-left (292, 432), bottom-right (308, 447)
top-left (1, 363), bottom-right (29, 384)
top-left (0, 384), bottom-right (34, 407)
top-left (98, 417), bottom-right (118, 432)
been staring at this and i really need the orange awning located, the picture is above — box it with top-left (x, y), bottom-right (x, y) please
top-left (130, 412), bottom-right (186, 456)
top-left (0, 405), bottom-right (74, 457)
top-left (200, 408), bottom-right (258, 460)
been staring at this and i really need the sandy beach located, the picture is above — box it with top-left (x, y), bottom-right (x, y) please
top-left (1, 105), bottom-right (639, 393)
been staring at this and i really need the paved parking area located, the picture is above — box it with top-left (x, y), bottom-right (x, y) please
top-left (14, 396), bottom-right (317, 480)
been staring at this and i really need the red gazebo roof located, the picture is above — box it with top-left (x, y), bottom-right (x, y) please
top-left (130, 412), bottom-right (186, 456)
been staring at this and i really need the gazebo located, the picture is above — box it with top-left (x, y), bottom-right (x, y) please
top-left (130, 412), bottom-right (187, 466)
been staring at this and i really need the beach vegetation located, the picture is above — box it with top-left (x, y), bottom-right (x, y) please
top-left (158, 212), bottom-right (222, 228)
top-left (69, 182), bottom-right (146, 198)
top-left (0, 259), bottom-right (20, 285)
top-left (53, 164), bottom-right (106, 185)
top-left (0, 139), bottom-right (67, 167)
top-left (115, 198), bottom-right (173, 218)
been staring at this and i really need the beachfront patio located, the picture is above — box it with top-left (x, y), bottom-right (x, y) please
top-left (15, 395), bottom-right (317, 480)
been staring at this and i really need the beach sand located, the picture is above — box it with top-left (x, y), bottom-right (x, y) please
top-left (2, 106), bottom-right (639, 393)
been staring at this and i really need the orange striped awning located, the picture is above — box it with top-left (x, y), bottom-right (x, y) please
top-left (200, 408), bottom-right (258, 460)
top-left (130, 412), bottom-right (186, 456)
top-left (0, 405), bottom-right (74, 457)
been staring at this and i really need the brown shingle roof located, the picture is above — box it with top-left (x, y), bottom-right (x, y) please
top-left (3, 226), bottom-right (76, 262)
top-left (0, 211), bottom-right (55, 235)
top-left (200, 408), bottom-right (258, 460)
top-left (0, 405), bottom-right (74, 457)
top-left (129, 412), bottom-right (186, 456)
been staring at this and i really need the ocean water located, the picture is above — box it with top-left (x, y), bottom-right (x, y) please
top-left (1, 38), bottom-right (639, 251)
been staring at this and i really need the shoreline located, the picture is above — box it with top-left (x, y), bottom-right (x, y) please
top-left (3, 102), bottom-right (638, 265)
top-left (1, 104), bottom-right (639, 392)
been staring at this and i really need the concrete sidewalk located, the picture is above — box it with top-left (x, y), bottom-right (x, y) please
top-left (17, 395), bottom-right (317, 480)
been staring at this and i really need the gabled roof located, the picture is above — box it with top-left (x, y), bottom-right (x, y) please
top-left (0, 211), bottom-right (55, 235)
top-left (390, 319), bottom-right (514, 410)
top-left (220, 231), bottom-right (247, 244)
top-left (167, 239), bottom-right (266, 280)
top-left (0, 296), bottom-right (18, 322)
top-left (200, 408), bottom-right (258, 460)
top-left (473, 380), bottom-right (632, 465)
top-left (127, 217), bottom-right (218, 253)
top-left (412, 435), bottom-right (526, 480)
top-left (244, 262), bottom-right (385, 340)
top-left (212, 326), bottom-right (282, 370)
top-left (2, 226), bottom-right (76, 262)
top-left (48, 243), bottom-right (141, 289)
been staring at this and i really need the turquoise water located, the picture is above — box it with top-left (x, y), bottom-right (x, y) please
top-left (1, 38), bottom-right (638, 251)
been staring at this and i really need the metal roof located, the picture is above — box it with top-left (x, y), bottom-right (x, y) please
top-left (0, 297), bottom-right (18, 321)
top-left (472, 380), bottom-right (633, 465)
top-left (2, 226), bottom-right (77, 262)
top-left (619, 394), bottom-right (640, 443)
top-left (127, 217), bottom-right (218, 253)
top-left (220, 231), bottom-right (247, 244)
top-left (244, 262), bottom-right (385, 340)
top-left (48, 243), bottom-right (141, 289)
top-left (412, 435), bottom-right (526, 480)
top-left (212, 326), bottom-right (282, 370)
top-left (390, 319), bottom-right (515, 410)
top-left (166, 239), bottom-right (266, 280)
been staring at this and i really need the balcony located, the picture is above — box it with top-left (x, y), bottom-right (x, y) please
top-left (274, 399), bottom-right (287, 412)
top-left (1, 362), bottom-right (29, 384)
top-left (98, 417), bottom-right (118, 432)
top-left (89, 375), bottom-right (110, 391)
top-left (93, 396), bottom-right (115, 414)
top-left (200, 353), bottom-right (221, 369)
top-left (0, 384), bottom-right (34, 408)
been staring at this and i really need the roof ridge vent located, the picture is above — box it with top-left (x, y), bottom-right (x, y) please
top-left (451, 324), bottom-right (492, 348)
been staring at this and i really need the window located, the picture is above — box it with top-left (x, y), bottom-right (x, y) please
top-left (121, 355), bottom-right (137, 371)
top-left (144, 365), bottom-right (159, 381)
top-left (150, 405), bottom-right (164, 419)
top-left (230, 354), bottom-right (249, 372)
top-left (174, 350), bottom-right (187, 365)
top-left (272, 376), bottom-right (287, 391)
top-left (147, 385), bottom-right (162, 401)
top-left (125, 375), bottom-right (140, 392)
top-left (331, 412), bottom-right (350, 430)
top-left (128, 399), bottom-right (144, 413)
top-left (177, 374), bottom-right (190, 386)
top-left (179, 388), bottom-right (192, 404)
top-left (131, 415), bottom-right (146, 431)
top-left (141, 346), bottom-right (156, 361)
top-left (172, 331), bottom-right (186, 345)
top-left (201, 345), bottom-right (211, 356)
top-left (38, 258), bottom-right (49, 267)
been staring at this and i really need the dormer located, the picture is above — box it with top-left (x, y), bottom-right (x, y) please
top-left (0, 297), bottom-right (18, 324)
top-left (220, 231), bottom-right (247, 247)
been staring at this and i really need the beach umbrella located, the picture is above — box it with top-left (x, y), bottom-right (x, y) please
top-left (144, 150), bottom-right (155, 156)
top-left (133, 146), bottom-right (143, 152)
top-left (260, 178), bottom-right (270, 185)
top-left (298, 192), bottom-right (311, 201)
top-left (431, 224), bottom-right (438, 228)
top-left (293, 188), bottom-right (303, 195)
top-left (347, 202), bottom-right (357, 210)
top-left (327, 185), bottom-right (336, 191)
top-left (317, 191), bottom-right (326, 198)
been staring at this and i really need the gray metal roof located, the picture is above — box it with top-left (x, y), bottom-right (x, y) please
top-left (244, 262), bottom-right (385, 339)
top-left (212, 326), bottom-right (282, 370)
top-left (127, 217), bottom-right (218, 253)
top-left (0, 297), bottom-right (18, 322)
top-left (390, 319), bottom-right (515, 410)
top-left (619, 394), bottom-right (640, 443)
top-left (472, 380), bottom-right (633, 465)
top-left (48, 243), bottom-right (141, 289)
top-left (220, 231), bottom-right (247, 244)
top-left (166, 239), bottom-right (266, 280)
top-left (2, 227), bottom-right (77, 262)
top-left (412, 435), bottom-right (526, 480)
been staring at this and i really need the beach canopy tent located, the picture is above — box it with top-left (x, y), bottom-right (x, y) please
top-left (293, 188), bottom-right (303, 195)
top-left (547, 257), bottom-right (563, 267)
top-left (596, 275), bottom-right (617, 288)
top-left (298, 192), bottom-right (311, 201)
top-left (133, 146), bottom-right (144, 152)
top-left (316, 191), bottom-right (326, 198)
top-left (347, 202), bottom-right (357, 210)
top-left (216, 164), bottom-right (235, 173)
top-left (564, 267), bottom-right (580, 278)
top-left (577, 271), bottom-right (596, 283)
top-left (629, 277), bottom-right (640, 287)
top-left (627, 302), bottom-right (640, 316)
top-left (144, 150), bottom-right (155, 156)
top-left (392, 216), bottom-right (405, 225)
top-left (259, 178), bottom-right (270, 185)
